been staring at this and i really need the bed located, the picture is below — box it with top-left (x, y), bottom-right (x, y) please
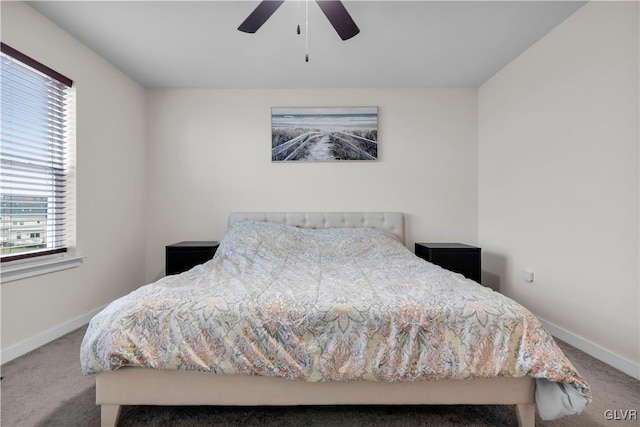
top-left (81, 212), bottom-right (590, 427)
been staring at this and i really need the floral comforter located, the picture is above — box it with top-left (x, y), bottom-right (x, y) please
top-left (81, 220), bottom-right (590, 418)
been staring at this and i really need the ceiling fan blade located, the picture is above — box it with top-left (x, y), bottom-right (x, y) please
top-left (315, 1), bottom-right (360, 41)
top-left (238, 1), bottom-right (285, 33)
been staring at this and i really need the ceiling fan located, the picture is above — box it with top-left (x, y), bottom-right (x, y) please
top-left (238, 0), bottom-right (360, 41)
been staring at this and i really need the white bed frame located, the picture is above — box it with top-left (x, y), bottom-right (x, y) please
top-left (95, 212), bottom-right (536, 427)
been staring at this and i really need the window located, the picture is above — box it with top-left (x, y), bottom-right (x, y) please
top-left (1, 43), bottom-right (73, 263)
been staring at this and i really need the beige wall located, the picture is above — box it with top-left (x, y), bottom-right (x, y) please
top-left (144, 88), bottom-right (479, 282)
top-left (479, 1), bottom-right (639, 370)
top-left (2, 0), bottom-right (637, 378)
top-left (1, 2), bottom-right (147, 354)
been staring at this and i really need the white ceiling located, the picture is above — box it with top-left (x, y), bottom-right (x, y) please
top-left (27, 1), bottom-right (586, 88)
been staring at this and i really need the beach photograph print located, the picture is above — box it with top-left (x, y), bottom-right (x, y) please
top-left (271, 107), bottom-right (378, 162)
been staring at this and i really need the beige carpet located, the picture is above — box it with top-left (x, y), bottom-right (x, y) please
top-left (1, 325), bottom-right (638, 426)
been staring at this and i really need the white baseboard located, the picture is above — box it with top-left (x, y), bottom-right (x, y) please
top-left (538, 316), bottom-right (640, 380)
top-left (0, 305), bottom-right (105, 365)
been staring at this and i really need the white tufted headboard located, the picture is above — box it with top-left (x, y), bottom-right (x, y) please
top-left (228, 212), bottom-right (405, 244)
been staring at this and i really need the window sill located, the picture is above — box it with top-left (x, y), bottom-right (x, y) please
top-left (0, 254), bottom-right (85, 283)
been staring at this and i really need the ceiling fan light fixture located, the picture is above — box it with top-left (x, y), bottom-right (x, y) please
top-left (238, 0), bottom-right (359, 41)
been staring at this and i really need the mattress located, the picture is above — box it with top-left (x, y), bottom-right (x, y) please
top-left (81, 220), bottom-right (590, 419)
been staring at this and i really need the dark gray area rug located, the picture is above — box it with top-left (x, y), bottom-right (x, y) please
top-left (2, 326), bottom-right (638, 427)
top-left (37, 397), bottom-right (521, 427)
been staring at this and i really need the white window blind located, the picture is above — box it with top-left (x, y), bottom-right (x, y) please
top-left (1, 43), bottom-right (73, 262)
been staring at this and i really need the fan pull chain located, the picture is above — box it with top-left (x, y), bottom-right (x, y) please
top-left (296, 0), bottom-right (301, 34)
top-left (305, 0), bottom-right (309, 62)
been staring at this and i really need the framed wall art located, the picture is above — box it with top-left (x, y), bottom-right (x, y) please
top-left (271, 107), bottom-right (378, 162)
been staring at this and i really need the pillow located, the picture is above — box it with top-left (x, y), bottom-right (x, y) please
top-left (221, 220), bottom-right (404, 260)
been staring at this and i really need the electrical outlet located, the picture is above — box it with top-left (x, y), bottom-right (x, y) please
top-left (524, 270), bottom-right (534, 283)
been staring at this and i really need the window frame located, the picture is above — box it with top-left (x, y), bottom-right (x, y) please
top-left (0, 43), bottom-right (83, 282)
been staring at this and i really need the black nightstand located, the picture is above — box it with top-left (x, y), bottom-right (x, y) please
top-left (166, 241), bottom-right (219, 275)
top-left (415, 243), bottom-right (481, 283)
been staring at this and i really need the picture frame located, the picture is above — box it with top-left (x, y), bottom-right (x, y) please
top-left (271, 107), bottom-right (378, 162)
